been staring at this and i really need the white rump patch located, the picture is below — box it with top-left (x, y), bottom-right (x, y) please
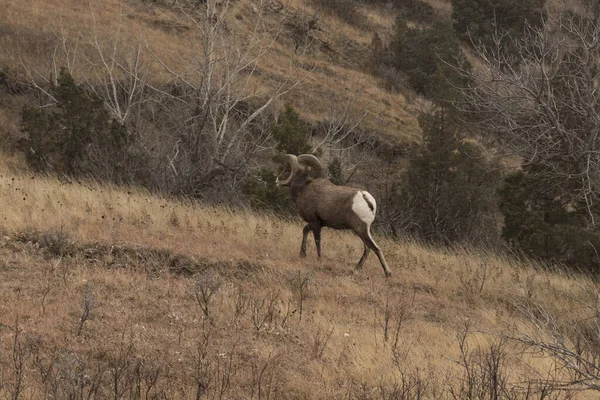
top-left (351, 191), bottom-right (376, 225)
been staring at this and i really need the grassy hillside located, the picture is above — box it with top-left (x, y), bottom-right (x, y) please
top-left (0, 0), bottom-right (422, 146)
top-left (2, 0), bottom-right (600, 398)
top-left (1, 151), bottom-right (599, 398)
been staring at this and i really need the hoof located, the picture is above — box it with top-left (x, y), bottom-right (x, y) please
top-left (385, 271), bottom-right (392, 278)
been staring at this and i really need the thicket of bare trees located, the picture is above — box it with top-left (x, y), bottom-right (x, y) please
top-left (12, 0), bottom-right (387, 209)
top-left (459, 3), bottom-right (600, 217)
top-left (454, 0), bottom-right (600, 269)
top-left (14, 0), bottom-right (317, 203)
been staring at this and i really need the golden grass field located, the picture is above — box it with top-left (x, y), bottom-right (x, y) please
top-left (0, 155), bottom-right (599, 398)
top-left (2, 0), bottom-right (600, 397)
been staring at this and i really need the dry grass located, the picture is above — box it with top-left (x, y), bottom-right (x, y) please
top-left (0, 156), bottom-right (599, 398)
top-left (0, 0), bottom-right (422, 143)
top-left (1, 0), bottom-right (599, 397)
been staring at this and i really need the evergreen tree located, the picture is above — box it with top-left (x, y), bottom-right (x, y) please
top-left (499, 163), bottom-right (600, 272)
top-left (402, 107), bottom-right (499, 244)
top-left (241, 168), bottom-right (292, 213)
top-left (20, 68), bottom-right (129, 179)
top-left (390, 17), bottom-right (470, 102)
top-left (272, 105), bottom-right (311, 155)
top-left (243, 104), bottom-right (312, 212)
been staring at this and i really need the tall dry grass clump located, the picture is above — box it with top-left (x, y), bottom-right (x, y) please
top-left (1, 157), bottom-right (600, 398)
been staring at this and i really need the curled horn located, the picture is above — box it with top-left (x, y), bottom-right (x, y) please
top-left (275, 154), bottom-right (299, 186)
top-left (297, 154), bottom-right (323, 178)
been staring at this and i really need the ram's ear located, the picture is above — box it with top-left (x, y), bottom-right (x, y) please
top-left (297, 154), bottom-right (323, 178)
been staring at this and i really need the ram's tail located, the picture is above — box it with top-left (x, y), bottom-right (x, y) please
top-left (352, 191), bottom-right (377, 225)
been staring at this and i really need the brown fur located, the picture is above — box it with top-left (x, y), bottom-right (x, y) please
top-left (277, 161), bottom-right (392, 277)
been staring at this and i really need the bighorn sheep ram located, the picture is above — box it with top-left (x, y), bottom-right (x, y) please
top-left (276, 154), bottom-right (392, 277)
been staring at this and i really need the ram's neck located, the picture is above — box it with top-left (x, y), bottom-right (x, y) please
top-left (290, 177), bottom-right (313, 203)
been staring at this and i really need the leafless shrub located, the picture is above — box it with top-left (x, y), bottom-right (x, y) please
top-left (49, 353), bottom-right (105, 399)
top-left (213, 341), bottom-right (238, 399)
top-left (509, 296), bottom-right (600, 394)
top-left (458, 258), bottom-right (489, 304)
top-left (110, 339), bottom-right (136, 400)
top-left (233, 286), bottom-right (251, 329)
top-left (76, 284), bottom-right (95, 337)
top-left (39, 262), bottom-right (58, 316)
top-left (193, 328), bottom-right (213, 398)
top-left (278, 298), bottom-right (294, 330)
top-left (445, 320), bottom-right (572, 400)
top-left (250, 353), bottom-right (282, 400)
top-left (251, 291), bottom-right (280, 332)
top-left (284, 8), bottom-right (319, 52)
top-left (41, 228), bottom-right (74, 258)
top-left (379, 369), bottom-right (431, 400)
top-left (9, 315), bottom-right (29, 400)
top-left (194, 270), bottom-right (223, 322)
top-left (312, 325), bottom-right (334, 359)
top-left (288, 271), bottom-right (311, 321)
top-left (141, 0), bottom-right (308, 201)
top-left (383, 289), bottom-right (415, 364)
top-left (448, 321), bottom-right (509, 399)
top-left (380, 297), bottom-right (401, 345)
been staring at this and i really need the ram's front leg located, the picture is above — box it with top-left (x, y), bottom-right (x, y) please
top-left (300, 224), bottom-right (310, 257)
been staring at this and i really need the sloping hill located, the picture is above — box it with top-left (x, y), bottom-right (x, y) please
top-left (2, 0), bottom-right (600, 397)
top-left (0, 0), bottom-right (421, 146)
top-left (0, 152), bottom-right (597, 398)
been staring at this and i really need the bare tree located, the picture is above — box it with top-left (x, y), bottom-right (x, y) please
top-left (15, 0), bottom-right (311, 200)
top-left (510, 294), bottom-right (600, 392)
top-left (17, 26), bottom-right (80, 106)
top-left (456, 0), bottom-right (600, 225)
top-left (84, 3), bottom-right (151, 126)
top-left (144, 0), bottom-right (310, 199)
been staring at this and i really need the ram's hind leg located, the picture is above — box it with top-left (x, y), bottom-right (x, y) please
top-left (365, 234), bottom-right (392, 278)
top-left (356, 223), bottom-right (392, 278)
top-left (357, 242), bottom-right (370, 269)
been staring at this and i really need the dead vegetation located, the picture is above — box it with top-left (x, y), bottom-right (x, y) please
top-left (0, 0), bottom-right (421, 145)
top-left (0, 158), bottom-right (600, 398)
top-left (2, 0), bottom-right (600, 397)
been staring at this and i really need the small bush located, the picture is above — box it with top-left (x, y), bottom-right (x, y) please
top-left (272, 105), bottom-right (311, 155)
top-left (499, 165), bottom-right (600, 273)
top-left (242, 168), bottom-right (292, 213)
top-left (327, 157), bottom-right (345, 185)
top-left (372, 62), bottom-right (411, 94)
top-left (19, 68), bottom-right (134, 182)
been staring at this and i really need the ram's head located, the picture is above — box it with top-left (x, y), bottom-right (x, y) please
top-left (275, 154), bottom-right (323, 187)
